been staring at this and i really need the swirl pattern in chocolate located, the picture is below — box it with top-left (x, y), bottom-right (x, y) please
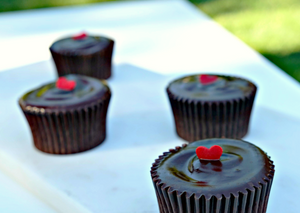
top-left (20, 74), bottom-right (108, 109)
top-left (50, 36), bottom-right (111, 55)
top-left (155, 139), bottom-right (272, 196)
top-left (168, 75), bottom-right (256, 101)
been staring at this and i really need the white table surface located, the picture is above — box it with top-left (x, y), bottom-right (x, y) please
top-left (1, 0), bottom-right (300, 212)
top-left (0, 169), bottom-right (57, 213)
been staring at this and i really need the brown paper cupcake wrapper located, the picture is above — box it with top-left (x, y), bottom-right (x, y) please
top-left (50, 40), bottom-right (114, 79)
top-left (151, 144), bottom-right (275, 213)
top-left (167, 85), bottom-right (257, 142)
top-left (20, 90), bottom-right (111, 154)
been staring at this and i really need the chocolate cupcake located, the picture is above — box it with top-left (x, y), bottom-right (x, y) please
top-left (150, 138), bottom-right (275, 213)
top-left (166, 74), bottom-right (257, 142)
top-left (19, 74), bottom-right (111, 154)
top-left (50, 33), bottom-right (114, 79)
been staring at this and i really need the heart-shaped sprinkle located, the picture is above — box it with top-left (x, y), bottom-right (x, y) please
top-left (56, 77), bottom-right (76, 91)
top-left (199, 74), bottom-right (218, 85)
top-left (196, 145), bottom-right (223, 160)
top-left (72, 32), bottom-right (87, 40)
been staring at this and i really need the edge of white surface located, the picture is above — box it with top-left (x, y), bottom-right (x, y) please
top-left (0, 151), bottom-right (91, 213)
top-left (0, 165), bottom-right (57, 213)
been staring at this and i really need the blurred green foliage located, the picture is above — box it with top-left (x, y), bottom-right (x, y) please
top-left (0, 0), bottom-right (119, 12)
top-left (192, 0), bottom-right (300, 82)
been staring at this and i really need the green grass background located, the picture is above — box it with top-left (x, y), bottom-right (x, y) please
top-left (191, 0), bottom-right (300, 82)
top-left (1, 0), bottom-right (299, 82)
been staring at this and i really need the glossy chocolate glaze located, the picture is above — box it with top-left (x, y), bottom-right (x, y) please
top-left (168, 75), bottom-right (256, 101)
top-left (19, 74), bottom-right (109, 110)
top-left (50, 36), bottom-right (111, 55)
top-left (156, 139), bottom-right (272, 196)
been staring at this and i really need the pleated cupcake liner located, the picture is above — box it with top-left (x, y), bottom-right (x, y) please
top-left (50, 40), bottom-right (114, 79)
top-left (166, 85), bottom-right (257, 142)
top-left (151, 144), bottom-right (275, 213)
top-left (19, 90), bottom-right (111, 154)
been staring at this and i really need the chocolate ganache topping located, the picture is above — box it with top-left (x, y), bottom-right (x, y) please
top-left (50, 36), bottom-right (111, 55)
top-left (168, 75), bottom-right (256, 101)
top-left (155, 139), bottom-right (273, 197)
top-left (19, 74), bottom-right (109, 110)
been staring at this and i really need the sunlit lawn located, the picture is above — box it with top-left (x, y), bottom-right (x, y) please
top-left (192, 0), bottom-right (300, 82)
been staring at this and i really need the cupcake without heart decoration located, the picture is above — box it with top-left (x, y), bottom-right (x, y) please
top-left (50, 32), bottom-right (114, 79)
top-left (19, 74), bottom-right (111, 154)
top-left (166, 74), bottom-right (257, 142)
top-left (150, 138), bottom-right (275, 213)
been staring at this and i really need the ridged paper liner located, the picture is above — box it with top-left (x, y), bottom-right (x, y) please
top-left (151, 144), bottom-right (275, 213)
top-left (19, 90), bottom-right (111, 154)
top-left (50, 39), bottom-right (114, 79)
top-left (166, 80), bottom-right (257, 142)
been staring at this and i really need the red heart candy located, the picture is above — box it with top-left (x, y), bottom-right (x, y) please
top-left (72, 32), bottom-right (87, 40)
top-left (56, 77), bottom-right (76, 91)
top-left (199, 75), bottom-right (218, 85)
top-left (196, 145), bottom-right (223, 160)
